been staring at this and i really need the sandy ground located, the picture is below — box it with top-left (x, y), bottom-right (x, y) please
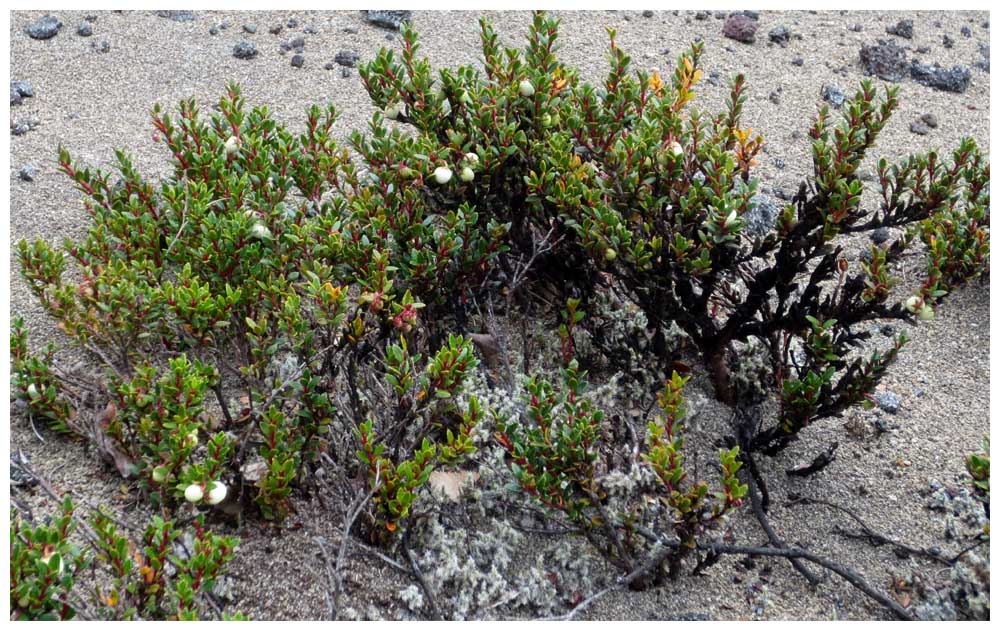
top-left (7, 9), bottom-right (991, 620)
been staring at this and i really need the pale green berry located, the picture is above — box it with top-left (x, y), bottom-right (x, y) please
top-left (250, 223), bottom-right (272, 240)
top-left (184, 484), bottom-right (204, 503)
top-left (152, 466), bottom-right (169, 483)
top-left (540, 113), bottom-right (552, 127)
top-left (519, 79), bottom-right (535, 97)
top-left (183, 429), bottom-right (199, 449)
top-left (26, 383), bottom-right (39, 398)
top-left (460, 167), bottom-right (475, 182)
top-left (605, 248), bottom-right (617, 261)
top-left (459, 91), bottom-right (473, 105)
top-left (918, 304), bottom-right (935, 321)
top-left (904, 295), bottom-right (922, 314)
top-left (670, 141), bottom-right (683, 157)
top-left (433, 166), bottom-right (453, 184)
top-left (206, 481), bottom-right (228, 505)
top-left (384, 103), bottom-right (400, 120)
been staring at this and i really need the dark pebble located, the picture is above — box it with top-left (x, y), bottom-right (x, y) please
top-left (871, 227), bottom-right (891, 244)
top-left (155, 10), bottom-right (195, 23)
top-left (792, 57), bottom-right (804, 66)
top-left (91, 38), bottom-right (110, 53)
top-left (19, 165), bottom-right (38, 181)
top-left (341, 67), bottom-right (352, 78)
top-left (26, 15), bottom-right (63, 40)
top-left (860, 39), bottom-right (909, 81)
top-left (910, 120), bottom-right (931, 135)
top-left (343, 26), bottom-right (359, 34)
top-left (849, 24), bottom-right (864, 32)
top-left (269, 24), bottom-right (283, 35)
top-left (324, 61), bottom-right (335, 70)
top-left (768, 91), bottom-right (780, 105)
top-left (916, 45), bottom-right (930, 54)
top-left (77, 22), bottom-right (93, 37)
top-left (886, 19), bottom-right (914, 39)
top-left (722, 14), bottom-right (758, 44)
top-left (304, 25), bottom-right (317, 34)
top-left (642, 10), bottom-right (654, 18)
top-left (334, 50), bottom-right (360, 67)
top-left (291, 54), bottom-right (305, 68)
top-left (243, 24), bottom-right (257, 34)
top-left (920, 112), bottom-right (938, 128)
top-left (694, 11), bottom-right (710, 20)
top-left (960, 25), bottom-right (972, 37)
top-left (209, 26), bottom-right (219, 36)
top-left (287, 18), bottom-right (298, 29)
top-left (875, 391), bottom-right (902, 414)
top-left (233, 40), bottom-right (258, 60)
top-left (821, 84), bottom-right (846, 108)
top-left (942, 34), bottom-right (954, 48)
top-left (84, 14), bottom-right (97, 22)
top-left (910, 62), bottom-right (971, 93)
top-left (769, 25), bottom-right (791, 46)
top-left (365, 10), bottom-right (412, 30)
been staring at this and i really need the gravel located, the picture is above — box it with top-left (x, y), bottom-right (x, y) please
top-left (8, 8), bottom-right (990, 622)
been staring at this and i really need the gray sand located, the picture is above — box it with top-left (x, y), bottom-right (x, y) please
top-left (8, 9), bottom-right (990, 620)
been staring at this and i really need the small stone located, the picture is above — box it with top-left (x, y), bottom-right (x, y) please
top-left (792, 57), bottom-right (804, 66)
top-left (642, 10), bottom-right (654, 18)
top-left (291, 53), bottom-right (305, 68)
top-left (880, 324), bottom-right (895, 336)
top-left (341, 67), bottom-right (352, 78)
top-left (285, 36), bottom-right (305, 52)
top-left (860, 39), bottom-right (909, 81)
top-left (26, 15), bottom-right (63, 40)
top-left (304, 25), bottom-right (317, 34)
top-left (910, 62), bottom-right (971, 93)
top-left (209, 26), bottom-right (219, 36)
top-left (243, 24), bottom-right (257, 34)
top-left (916, 45), bottom-right (930, 54)
top-left (91, 38), bottom-right (110, 53)
top-left (942, 34), bottom-right (954, 48)
top-left (10, 80), bottom-right (34, 105)
top-left (821, 84), bottom-right (846, 108)
top-left (155, 10), bottom-right (195, 23)
top-left (343, 25), bottom-right (358, 34)
top-left (871, 227), bottom-right (892, 244)
top-left (233, 40), bottom-right (258, 60)
top-left (11, 116), bottom-right (39, 136)
top-left (743, 195), bottom-right (779, 237)
top-left (769, 25), bottom-right (791, 46)
top-left (694, 11), bottom-right (710, 20)
top-left (909, 120), bottom-right (931, 135)
top-left (84, 14), bottom-right (97, 22)
top-left (773, 158), bottom-right (785, 169)
top-left (323, 61), bottom-right (335, 70)
top-left (18, 165), bottom-right (38, 181)
top-left (960, 25), bottom-right (972, 37)
top-left (365, 10), bottom-right (412, 30)
top-left (768, 91), bottom-right (781, 105)
top-left (286, 18), bottom-right (299, 29)
top-left (974, 43), bottom-right (989, 72)
top-left (723, 14), bottom-right (758, 44)
top-left (77, 22), bottom-right (93, 37)
top-left (886, 19), bottom-right (914, 39)
top-left (875, 390), bottom-right (902, 414)
top-left (849, 24), bottom-right (864, 32)
top-left (334, 50), bottom-right (360, 67)
top-left (920, 112), bottom-right (938, 128)
top-left (268, 24), bottom-right (283, 35)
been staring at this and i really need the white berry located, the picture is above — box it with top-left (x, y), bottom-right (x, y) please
top-left (184, 484), bottom-right (204, 503)
top-left (206, 481), bottom-right (228, 505)
top-left (433, 166), bottom-right (453, 184)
